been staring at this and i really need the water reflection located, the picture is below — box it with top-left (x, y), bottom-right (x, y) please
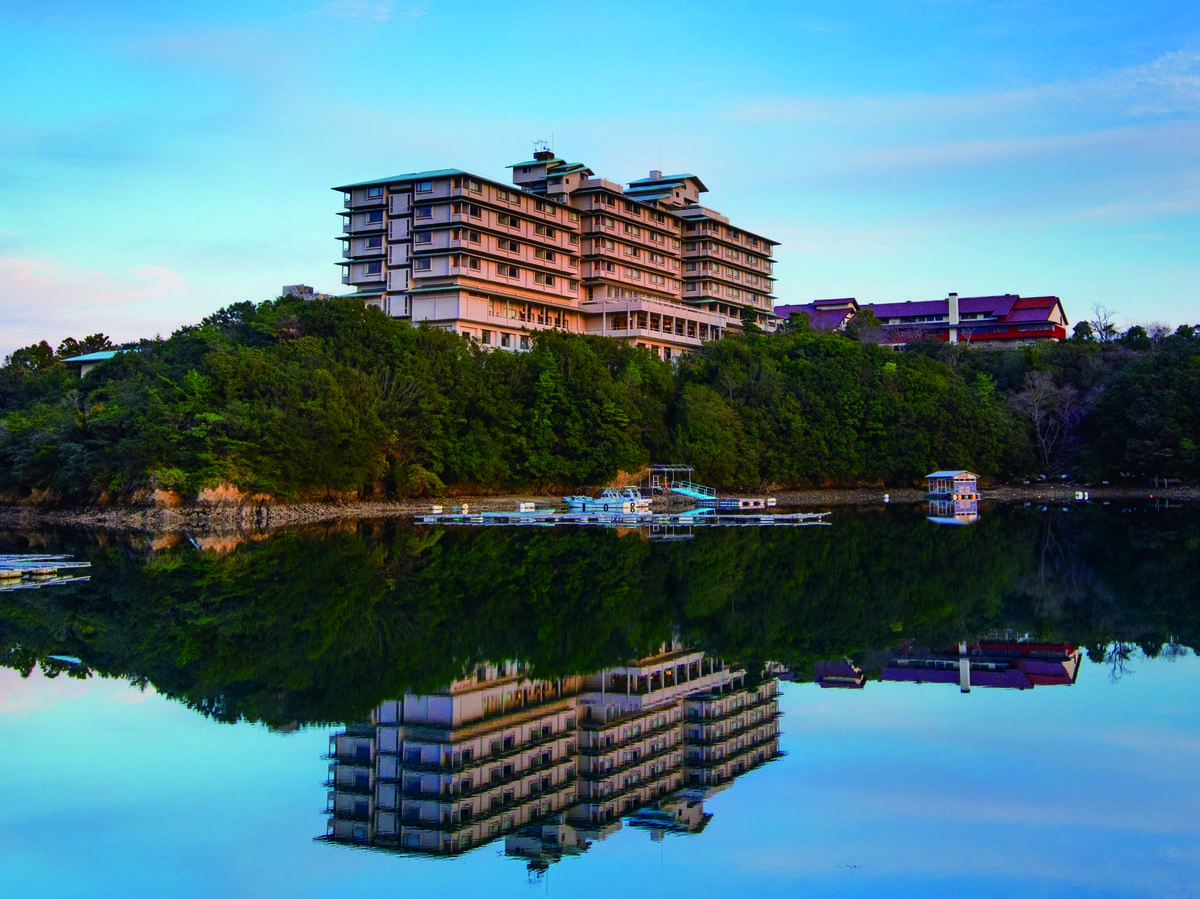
top-left (1, 502), bottom-right (1196, 728)
top-left (926, 497), bottom-right (980, 525)
top-left (321, 642), bottom-right (780, 868)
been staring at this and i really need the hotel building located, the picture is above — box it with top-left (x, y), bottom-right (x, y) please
top-left (335, 150), bottom-right (779, 360)
top-left (321, 645), bottom-right (782, 861)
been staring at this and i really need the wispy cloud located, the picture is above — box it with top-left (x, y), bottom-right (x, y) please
top-left (0, 254), bottom-right (188, 358)
top-left (727, 50), bottom-right (1200, 126)
top-left (311, 1), bottom-right (426, 24)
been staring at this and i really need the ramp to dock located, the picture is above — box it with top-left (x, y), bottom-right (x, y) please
top-left (668, 480), bottom-right (717, 501)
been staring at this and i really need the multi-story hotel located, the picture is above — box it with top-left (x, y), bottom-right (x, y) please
top-left (320, 644), bottom-right (782, 864)
top-left (335, 149), bottom-right (779, 360)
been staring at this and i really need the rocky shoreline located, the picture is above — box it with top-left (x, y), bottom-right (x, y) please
top-left (0, 483), bottom-right (1193, 536)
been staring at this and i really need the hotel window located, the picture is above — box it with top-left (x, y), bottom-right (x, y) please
top-left (413, 258), bottom-right (431, 271)
top-left (498, 213), bottom-right (519, 228)
top-left (467, 204), bottom-right (482, 218)
top-left (414, 205), bottom-right (432, 218)
top-left (498, 264), bottom-right (519, 278)
top-left (569, 280), bottom-right (579, 291)
top-left (367, 210), bottom-right (384, 224)
top-left (535, 200), bottom-right (548, 212)
top-left (534, 273), bottom-right (555, 286)
top-left (535, 224), bottom-right (556, 238)
top-left (623, 224), bottom-right (641, 237)
top-left (462, 256), bottom-right (481, 270)
top-left (466, 178), bottom-right (482, 193)
top-left (467, 230), bottom-right (481, 243)
top-left (502, 239), bottom-right (519, 252)
top-left (568, 211), bottom-right (579, 223)
top-left (569, 233), bottom-right (579, 244)
top-left (365, 261), bottom-right (382, 275)
top-left (501, 333), bottom-right (512, 347)
top-left (415, 232), bottom-right (431, 244)
top-left (415, 180), bottom-right (433, 192)
top-left (519, 336), bottom-right (530, 350)
top-left (365, 236), bottom-right (382, 249)
top-left (535, 248), bottom-right (556, 261)
top-left (481, 329), bottom-right (492, 344)
top-left (367, 186), bottom-right (384, 199)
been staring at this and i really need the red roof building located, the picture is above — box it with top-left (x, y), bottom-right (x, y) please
top-left (776, 293), bottom-right (1069, 348)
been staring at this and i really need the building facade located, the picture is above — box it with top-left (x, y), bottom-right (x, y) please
top-left (776, 293), bottom-right (1069, 348)
top-left (335, 150), bottom-right (779, 360)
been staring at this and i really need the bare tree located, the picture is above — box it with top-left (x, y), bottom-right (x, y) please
top-left (1090, 304), bottom-right (1118, 343)
top-left (1010, 371), bottom-right (1084, 472)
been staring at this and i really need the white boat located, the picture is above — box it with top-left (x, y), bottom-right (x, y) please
top-left (561, 487), bottom-right (649, 512)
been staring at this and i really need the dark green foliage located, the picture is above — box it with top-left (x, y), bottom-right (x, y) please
top-left (670, 328), bottom-right (1023, 488)
top-left (1, 296), bottom-right (1196, 497)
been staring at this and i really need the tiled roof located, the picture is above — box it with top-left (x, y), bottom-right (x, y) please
top-left (864, 295), bottom-right (1022, 320)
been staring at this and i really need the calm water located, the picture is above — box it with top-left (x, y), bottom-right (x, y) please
top-left (1, 502), bottom-right (1197, 898)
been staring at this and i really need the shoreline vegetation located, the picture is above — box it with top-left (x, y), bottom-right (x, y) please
top-left (2, 296), bottom-right (1198, 514)
top-left (0, 484), bottom-right (1194, 535)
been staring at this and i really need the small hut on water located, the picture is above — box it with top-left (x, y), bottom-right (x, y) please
top-left (925, 470), bottom-right (979, 500)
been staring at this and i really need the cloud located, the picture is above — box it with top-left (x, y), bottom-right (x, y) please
top-left (311, 1), bottom-right (426, 24)
top-left (726, 49), bottom-right (1200, 126)
top-left (1106, 50), bottom-right (1200, 116)
top-left (828, 120), bottom-right (1200, 176)
top-left (0, 254), bottom-right (189, 358)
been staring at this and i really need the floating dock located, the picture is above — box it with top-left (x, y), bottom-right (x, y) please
top-left (0, 555), bottom-right (91, 592)
top-left (417, 509), bottom-right (829, 529)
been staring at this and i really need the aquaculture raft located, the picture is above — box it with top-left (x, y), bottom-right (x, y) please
top-left (0, 555), bottom-right (91, 592)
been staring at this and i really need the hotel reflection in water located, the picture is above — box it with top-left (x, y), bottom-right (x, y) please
top-left (320, 643), bottom-right (781, 866)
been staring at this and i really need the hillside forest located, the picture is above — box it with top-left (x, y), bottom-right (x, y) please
top-left (1, 296), bottom-right (1197, 500)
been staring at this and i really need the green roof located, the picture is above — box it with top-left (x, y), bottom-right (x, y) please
top-left (332, 168), bottom-right (468, 191)
top-left (62, 350), bottom-right (123, 364)
top-left (627, 173), bottom-right (706, 191)
top-left (506, 158), bottom-right (562, 168)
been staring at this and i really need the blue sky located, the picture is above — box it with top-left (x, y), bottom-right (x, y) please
top-left (1, 0), bottom-right (1198, 357)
